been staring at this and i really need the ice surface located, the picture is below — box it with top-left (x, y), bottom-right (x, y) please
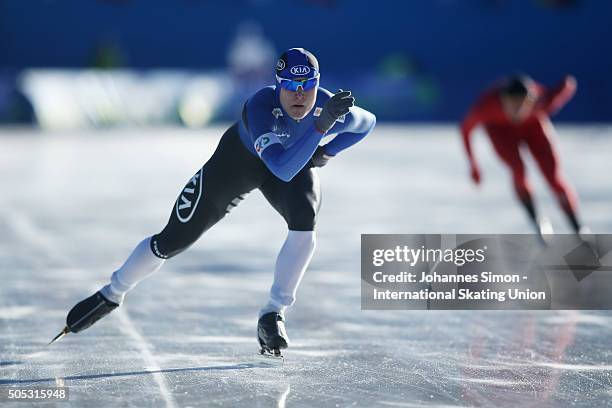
top-left (0, 125), bottom-right (611, 407)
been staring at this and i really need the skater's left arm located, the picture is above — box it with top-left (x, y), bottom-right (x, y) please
top-left (318, 105), bottom-right (376, 157)
top-left (460, 98), bottom-right (488, 185)
top-left (460, 105), bottom-right (482, 168)
top-left (540, 75), bottom-right (577, 115)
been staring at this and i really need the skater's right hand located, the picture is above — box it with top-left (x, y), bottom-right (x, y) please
top-left (470, 164), bottom-right (481, 185)
top-left (315, 89), bottom-right (355, 133)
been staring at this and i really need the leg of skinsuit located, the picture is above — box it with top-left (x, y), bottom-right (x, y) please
top-left (525, 119), bottom-right (581, 233)
top-left (258, 165), bottom-right (321, 317)
top-left (101, 123), bottom-right (267, 304)
top-left (100, 237), bottom-right (165, 304)
top-left (487, 129), bottom-right (540, 231)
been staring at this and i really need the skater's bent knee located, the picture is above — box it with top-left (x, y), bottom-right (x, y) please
top-left (150, 233), bottom-right (194, 259)
top-left (287, 207), bottom-right (317, 231)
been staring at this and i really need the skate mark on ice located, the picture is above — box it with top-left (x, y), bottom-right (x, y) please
top-left (277, 384), bottom-right (290, 408)
top-left (504, 361), bottom-right (612, 371)
top-left (5, 211), bottom-right (66, 267)
top-left (176, 335), bottom-right (254, 344)
top-left (115, 309), bottom-right (177, 408)
top-left (0, 306), bottom-right (38, 319)
top-left (446, 377), bottom-right (532, 387)
top-left (0, 361), bottom-right (24, 368)
top-left (0, 363), bottom-right (267, 385)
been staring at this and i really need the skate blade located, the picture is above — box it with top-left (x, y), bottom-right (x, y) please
top-left (47, 326), bottom-right (70, 346)
top-left (257, 348), bottom-right (284, 365)
top-left (537, 218), bottom-right (554, 246)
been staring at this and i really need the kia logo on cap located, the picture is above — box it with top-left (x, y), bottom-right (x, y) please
top-left (290, 65), bottom-right (310, 75)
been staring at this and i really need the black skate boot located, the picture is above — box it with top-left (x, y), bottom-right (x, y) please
top-left (257, 312), bottom-right (289, 358)
top-left (48, 291), bottom-right (119, 345)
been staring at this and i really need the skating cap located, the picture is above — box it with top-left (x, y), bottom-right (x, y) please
top-left (275, 48), bottom-right (319, 80)
top-left (502, 75), bottom-right (536, 98)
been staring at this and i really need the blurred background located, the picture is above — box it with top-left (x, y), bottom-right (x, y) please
top-left (2, 4), bottom-right (612, 405)
top-left (1, 0), bottom-right (610, 129)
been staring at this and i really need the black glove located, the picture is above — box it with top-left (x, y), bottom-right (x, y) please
top-left (315, 89), bottom-right (355, 133)
top-left (310, 145), bottom-right (334, 168)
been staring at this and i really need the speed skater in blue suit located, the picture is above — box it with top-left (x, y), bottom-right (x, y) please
top-left (54, 48), bottom-right (376, 356)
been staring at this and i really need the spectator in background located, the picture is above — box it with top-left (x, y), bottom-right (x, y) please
top-left (227, 21), bottom-right (276, 94)
top-left (0, 72), bottom-right (36, 125)
top-left (92, 35), bottom-right (127, 69)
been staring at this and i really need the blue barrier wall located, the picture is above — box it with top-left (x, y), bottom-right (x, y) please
top-left (1, 1), bottom-right (610, 122)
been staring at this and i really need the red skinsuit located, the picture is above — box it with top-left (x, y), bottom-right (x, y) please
top-left (460, 76), bottom-right (578, 214)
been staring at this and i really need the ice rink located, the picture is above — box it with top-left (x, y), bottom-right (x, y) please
top-left (1, 125), bottom-right (611, 407)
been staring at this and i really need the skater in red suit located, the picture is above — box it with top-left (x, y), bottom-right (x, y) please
top-left (460, 74), bottom-right (584, 236)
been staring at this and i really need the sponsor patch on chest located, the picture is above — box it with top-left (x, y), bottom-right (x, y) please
top-left (272, 108), bottom-right (283, 119)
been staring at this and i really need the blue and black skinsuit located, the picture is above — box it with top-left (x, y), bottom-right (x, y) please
top-left (151, 85), bottom-right (376, 259)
